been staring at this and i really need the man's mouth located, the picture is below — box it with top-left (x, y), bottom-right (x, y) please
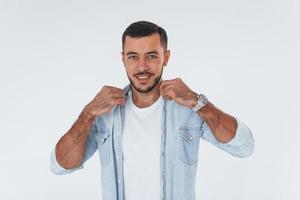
top-left (135, 73), bottom-right (152, 83)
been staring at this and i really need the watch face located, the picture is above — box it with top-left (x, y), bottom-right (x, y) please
top-left (199, 94), bottom-right (208, 104)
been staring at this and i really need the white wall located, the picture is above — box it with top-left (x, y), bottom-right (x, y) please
top-left (0, 0), bottom-right (299, 199)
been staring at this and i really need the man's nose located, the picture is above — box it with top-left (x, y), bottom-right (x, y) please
top-left (136, 58), bottom-right (149, 71)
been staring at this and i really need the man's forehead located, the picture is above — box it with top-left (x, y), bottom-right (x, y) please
top-left (123, 33), bottom-right (164, 53)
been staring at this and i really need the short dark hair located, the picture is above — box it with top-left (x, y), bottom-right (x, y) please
top-left (122, 21), bottom-right (168, 51)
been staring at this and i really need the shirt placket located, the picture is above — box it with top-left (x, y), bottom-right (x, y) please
top-left (161, 99), bottom-right (167, 200)
top-left (113, 106), bottom-right (124, 200)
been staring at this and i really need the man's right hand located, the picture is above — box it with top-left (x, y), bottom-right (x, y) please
top-left (83, 86), bottom-right (125, 118)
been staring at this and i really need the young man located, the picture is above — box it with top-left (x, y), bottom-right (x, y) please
top-left (50, 21), bottom-right (254, 200)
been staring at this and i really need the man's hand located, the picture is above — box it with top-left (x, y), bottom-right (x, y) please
top-left (83, 86), bottom-right (125, 118)
top-left (159, 78), bottom-right (198, 109)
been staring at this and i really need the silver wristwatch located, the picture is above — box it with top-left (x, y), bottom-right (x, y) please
top-left (192, 94), bottom-right (208, 112)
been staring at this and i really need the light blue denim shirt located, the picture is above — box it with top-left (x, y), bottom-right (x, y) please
top-left (50, 84), bottom-right (254, 200)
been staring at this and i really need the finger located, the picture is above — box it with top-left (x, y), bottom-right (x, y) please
top-left (161, 78), bottom-right (177, 86)
top-left (102, 85), bottom-right (123, 94)
top-left (113, 97), bottom-right (126, 105)
top-left (110, 87), bottom-right (124, 93)
top-left (160, 79), bottom-right (178, 94)
top-left (160, 83), bottom-right (168, 96)
top-left (160, 80), bottom-right (172, 94)
top-left (163, 93), bottom-right (173, 100)
top-left (160, 80), bottom-right (169, 89)
top-left (104, 85), bottom-right (123, 91)
top-left (159, 82), bottom-right (165, 96)
top-left (108, 89), bottom-right (124, 97)
top-left (106, 89), bottom-right (125, 99)
top-left (160, 85), bottom-right (175, 100)
top-left (111, 91), bottom-right (125, 98)
top-left (161, 84), bottom-right (174, 94)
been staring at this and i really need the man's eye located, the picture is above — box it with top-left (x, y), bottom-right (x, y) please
top-left (148, 55), bottom-right (158, 59)
top-left (128, 56), bottom-right (137, 60)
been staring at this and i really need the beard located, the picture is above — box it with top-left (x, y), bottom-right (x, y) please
top-left (127, 68), bottom-right (163, 93)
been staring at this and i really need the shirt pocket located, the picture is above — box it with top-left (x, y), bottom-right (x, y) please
top-left (95, 129), bottom-right (111, 167)
top-left (178, 127), bottom-right (202, 166)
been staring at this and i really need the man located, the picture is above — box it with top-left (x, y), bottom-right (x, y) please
top-left (50, 21), bottom-right (254, 200)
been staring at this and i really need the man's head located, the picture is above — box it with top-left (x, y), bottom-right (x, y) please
top-left (122, 21), bottom-right (168, 51)
top-left (121, 21), bottom-right (170, 93)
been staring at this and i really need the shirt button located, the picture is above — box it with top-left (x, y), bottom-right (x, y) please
top-left (118, 179), bottom-right (121, 183)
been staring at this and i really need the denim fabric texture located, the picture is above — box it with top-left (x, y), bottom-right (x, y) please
top-left (50, 84), bottom-right (254, 200)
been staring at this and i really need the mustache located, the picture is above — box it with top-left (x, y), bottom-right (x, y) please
top-left (134, 71), bottom-right (153, 76)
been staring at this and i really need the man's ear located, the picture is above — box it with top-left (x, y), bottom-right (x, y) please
top-left (163, 50), bottom-right (171, 66)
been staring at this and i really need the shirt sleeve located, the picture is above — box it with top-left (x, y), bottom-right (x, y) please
top-left (49, 148), bottom-right (84, 175)
top-left (201, 117), bottom-right (254, 158)
top-left (49, 121), bottom-right (99, 175)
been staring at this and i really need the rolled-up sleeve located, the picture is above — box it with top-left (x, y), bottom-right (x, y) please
top-left (201, 117), bottom-right (254, 158)
top-left (49, 148), bottom-right (83, 175)
top-left (49, 120), bottom-right (99, 175)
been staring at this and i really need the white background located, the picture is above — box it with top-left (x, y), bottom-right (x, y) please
top-left (0, 0), bottom-right (299, 199)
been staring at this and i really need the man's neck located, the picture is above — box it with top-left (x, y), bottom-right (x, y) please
top-left (131, 85), bottom-right (161, 108)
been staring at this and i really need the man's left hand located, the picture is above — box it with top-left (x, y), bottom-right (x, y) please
top-left (159, 78), bottom-right (198, 109)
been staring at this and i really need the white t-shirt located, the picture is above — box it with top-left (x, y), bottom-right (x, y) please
top-left (122, 92), bottom-right (163, 200)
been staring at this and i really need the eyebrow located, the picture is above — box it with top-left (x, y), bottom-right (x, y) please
top-left (146, 51), bottom-right (159, 55)
top-left (125, 50), bottom-right (159, 56)
top-left (126, 51), bottom-right (137, 56)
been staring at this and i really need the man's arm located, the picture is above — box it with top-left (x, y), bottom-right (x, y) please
top-left (55, 111), bottom-right (96, 169)
top-left (196, 102), bottom-right (237, 144)
top-left (159, 78), bottom-right (253, 147)
top-left (52, 86), bottom-right (125, 171)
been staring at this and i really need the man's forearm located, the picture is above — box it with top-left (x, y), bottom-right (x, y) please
top-left (158, 79), bottom-right (238, 143)
top-left (197, 102), bottom-right (237, 143)
top-left (54, 85), bottom-right (125, 170)
top-left (55, 110), bottom-right (96, 169)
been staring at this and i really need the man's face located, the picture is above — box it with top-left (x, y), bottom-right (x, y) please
top-left (122, 33), bottom-right (170, 93)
